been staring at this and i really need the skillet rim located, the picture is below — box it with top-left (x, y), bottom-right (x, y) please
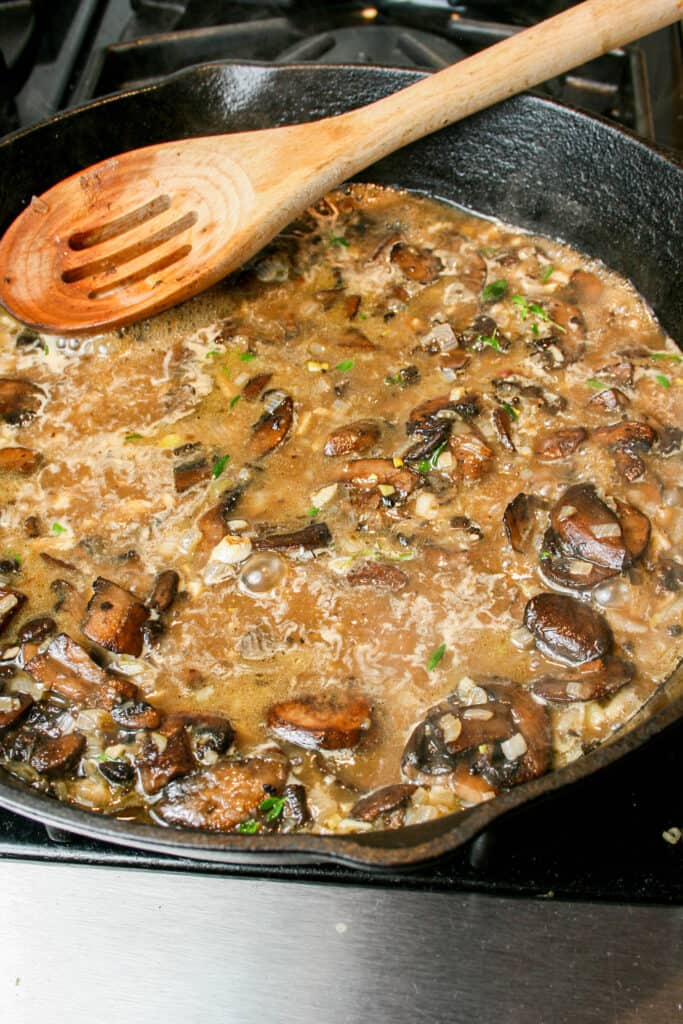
top-left (0, 59), bottom-right (680, 870)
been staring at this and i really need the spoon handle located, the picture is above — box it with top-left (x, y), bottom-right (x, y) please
top-left (336, 0), bottom-right (681, 166)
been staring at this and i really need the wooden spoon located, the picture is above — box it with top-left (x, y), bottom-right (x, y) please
top-left (0, 0), bottom-right (679, 335)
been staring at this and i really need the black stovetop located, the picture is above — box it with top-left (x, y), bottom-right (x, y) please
top-left (0, 0), bottom-right (681, 900)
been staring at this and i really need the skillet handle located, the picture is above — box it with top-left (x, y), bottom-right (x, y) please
top-left (337, 0), bottom-right (682, 165)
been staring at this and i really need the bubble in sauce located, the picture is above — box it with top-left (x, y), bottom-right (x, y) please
top-left (239, 552), bottom-right (286, 595)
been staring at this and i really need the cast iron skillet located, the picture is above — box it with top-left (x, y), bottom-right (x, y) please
top-left (0, 62), bottom-right (681, 870)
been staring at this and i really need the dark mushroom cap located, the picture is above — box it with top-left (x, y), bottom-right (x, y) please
top-left (550, 483), bottom-right (629, 571)
top-left (523, 592), bottom-right (613, 666)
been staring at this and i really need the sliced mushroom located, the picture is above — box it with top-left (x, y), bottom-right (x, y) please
top-left (267, 695), bottom-right (371, 750)
top-left (155, 756), bottom-right (288, 831)
top-left (0, 587), bottom-right (26, 635)
top-left (147, 570), bottom-right (180, 614)
top-left (30, 732), bottom-right (86, 776)
top-left (534, 427), bottom-right (587, 461)
top-left (539, 543), bottom-right (617, 592)
top-left (350, 783), bottom-right (416, 822)
top-left (588, 388), bottom-right (629, 412)
top-left (282, 783), bottom-right (310, 827)
top-left (111, 699), bottom-right (161, 731)
top-left (448, 431), bottom-right (494, 482)
top-left (251, 393), bottom-right (294, 457)
top-left (254, 522), bottom-right (332, 552)
top-left (569, 269), bottom-right (603, 304)
top-left (492, 407), bottom-right (516, 452)
top-left (595, 360), bottom-right (633, 386)
top-left (480, 677), bottom-right (552, 784)
top-left (335, 459), bottom-right (418, 495)
top-left (390, 242), bottom-right (442, 284)
top-left (613, 448), bottom-right (646, 482)
top-left (162, 712), bottom-right (234, 762)
top-left (550, 484), bottom-right (628, 571)
top-left (523, 592), bottom-right (613, 666)
top-left (0, 447), bottom-right (41, 474)
top-left (334, 328), bottom-right (376, 351)
top-left (137, 726), bottom-right (195, 795)
top-left (403, 422), bottom-right (451, 464)
top-left (173, 459), bottom-right (211, 493)
top-left (98, 760), bottom-right (135, 787)
top-left (438, 349), bottom-right (471, 373)
top-left (346, 561), bottom-right (408, 590)
top-left (503, 493), bottom-right (544, 554)
top-left (532, 655), bottom-right (634, 703)
top-left (198, 484), bottom-right (244, 547)
top-left (614, 499), bottom-right (650, 561)
top-left (0, 379), bottom-right (45, 425)
top-left (493, 375), bottom-right (566, 414)
top-left (0, 692), bottom-right (33, 731)
top-left (81, 577), bottom-right (149, 657)
top-left (25, 633), bottom-right (138, 709)
top-left (17, 616), bottom-right (56, 644)
top-left (657, 426), bottom-right (682, 457)
top-left (593, 420), bottom-right (657, 451)
top-left (242, 373), bottom-right (273, 401)
top-left (324, 420), bottom-right (381, 457)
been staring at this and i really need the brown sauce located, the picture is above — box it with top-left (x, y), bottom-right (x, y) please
top-left (0, 183), bottom-right (681, 835)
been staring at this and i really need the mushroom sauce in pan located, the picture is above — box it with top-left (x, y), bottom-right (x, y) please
top-left (0, 184), bottom-right (681, 835)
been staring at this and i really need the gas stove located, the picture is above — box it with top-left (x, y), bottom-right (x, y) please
top-left (0, 0), bottom-right (681, 906)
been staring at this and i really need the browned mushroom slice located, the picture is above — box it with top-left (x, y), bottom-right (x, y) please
top-left (438, 349), bottom-right (470, 373)
top-left (493, 375), bottom-right (566, 413)
top-left (593, 420), bottom-right (657, 451)
top-left (17, 616), bottom-right (56, 643)
top-left (0, 692), bottom-right (33, 731)
top-left (614, 448), bottom-right (646, 482)
top-left (539, 546), bottom-right (617, 592)
top-left (162, 712), bottom-right (234, 761)
top-left (254, 522), bottom-right (332, 552)
top-left (147, 570), bottom-right (180, 614)
top-left (335, 458), bottom-right (418, 494)
top-left (282, 784), bottom-right (310, 826)
top-left (251, 393), bottom-right (294, 458)
top-left (523, 592), bottom-right (613, 666)
top-left (403, 423), bottom-right (451, 463)
top-left (569, 269), bottom-right (603, 304)
top-left (335, 328), bottom-right (376, 351)
top-left (550, 483), bottom-right (628, 571)
top-left (137, 726), bottom-right (195, 795)
top-left (324, 420), bottom-right (381, 457)
top-left (0, 379), bottom-right (45, 425)
top-left (343, 294), bottom-right (361, 319)
top-left (390, 242), bottom-right (442, 283)
top-left (81, 577), bottom-right (149, 657)
top-left (449, 432), bottom-right (494, 482)
top-left (492, 407), bottom-right (515, 452)
top-left (173, 459), bottom-right (211, 493)
top-left (532, 655), bottom-right (634, 704)
top-left (0, 586), bottom-right (26, 634)
top-left (408, 392), bottom-right (480, 433)
top-left (614, 499), bottom-right (650, 561)
top-left (268, 695), bottom-right (371, 750)
top-left (242, 373), bottom-right (273, 400)
top-left (0, 447), bottom-right (41, 474)
top-left (197, 484), bottom-right (244, 548)
top-left (657, 427), bottom-right (683, 456)
top-left (346, 561), bottom-right (408, 590)
top-left (30, 732), bottom-right (86, 776)
top-left (111, 699), bottom-right (161, 730)
top-left (503, 493), bottom-right (544, 554)
top-left (155, 757), bottom-right (288, 831)
top-left (481, 677), bottom-right (552, 783)
top-left (350, 783), bottom-right (416, 822)
top-left (588, 388), bottom-right (629, 412)
top-left (443, 704), bottom-right (515, 754)
top-left (25, 633), bottom-right (138, 708)
top-left (534, 427), bottom-right (587, 461)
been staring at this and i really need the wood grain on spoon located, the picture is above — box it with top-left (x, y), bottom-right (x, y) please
top-left (0, 0), bottom-right (679, 334)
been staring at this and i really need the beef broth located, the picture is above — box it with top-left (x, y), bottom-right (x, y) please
top-left (0, 184), bottom-right (680, 835)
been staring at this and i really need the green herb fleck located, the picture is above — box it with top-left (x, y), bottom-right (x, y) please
top-left (335, 359), bottom-right (355, 372)
top-left (51, 522), bottom-right (67, 535)
top-left (307, 507), bottom-right (320, 518)
top-left (124, 432), bottom-right (143, 442)
top-left (539, 549), bottom-right (551, 559)
top-left (540, 264), bottom-right (554, 282)
top-left (229, 395), bottom-right (241, 410)
top-left (501, 402), bottom-right (520, 419)
top-left (205, 349), bottom-right (222, 358)
top-left (585, 378), bottom-right (604, 390)
top-left (512, 294), bottom-right (565, 333)
top-left (481, 279), bottom-right (508, 303)
top-left (480, 246), bottom-right (497, 257)
top-left (655, 373), bottom-right (671, 388)
top-left (239, 351), bottom-right (257, 362)
top-left (42, 342), bottom-right (49, 355)
top-left (359, 312), bottom-right (368, 321)
top-left (418, 440), bottom-right (448, 474)
top-left (259, 796), bottom-right (286, 822)
top-left (385, 374), bottom-right (399, 386)
top-left (427, 643), bottom-right (447, 672)
top-left (237, 819), bottom-right (260, 834)
top-left (2, 551), bottom-right (20, 566)
top-left (477, 334), bottom-right (503, 351)
top-left (221, 366), bottom-right (231, 378)
top-left (211, 454), bottom-right (230, 479)
top-left (649, 351), bottom-right (682, 363)
top-left (328, 235), bottom-right (350, 248)
top-left (531, 322), bottom-right (539, 337)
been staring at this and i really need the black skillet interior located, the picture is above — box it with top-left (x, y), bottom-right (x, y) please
top-left (0, 62), bottom-right (681, 869)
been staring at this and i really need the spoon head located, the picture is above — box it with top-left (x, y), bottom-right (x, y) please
top-left (0, 139), bottom-right (257, 334)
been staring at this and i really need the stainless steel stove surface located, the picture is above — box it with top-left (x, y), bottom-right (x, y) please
top-left (1, 4), bottom-right (682, 1021)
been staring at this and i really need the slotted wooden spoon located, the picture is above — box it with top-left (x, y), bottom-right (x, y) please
top-left (0, 0), bottom-right (679, 335)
